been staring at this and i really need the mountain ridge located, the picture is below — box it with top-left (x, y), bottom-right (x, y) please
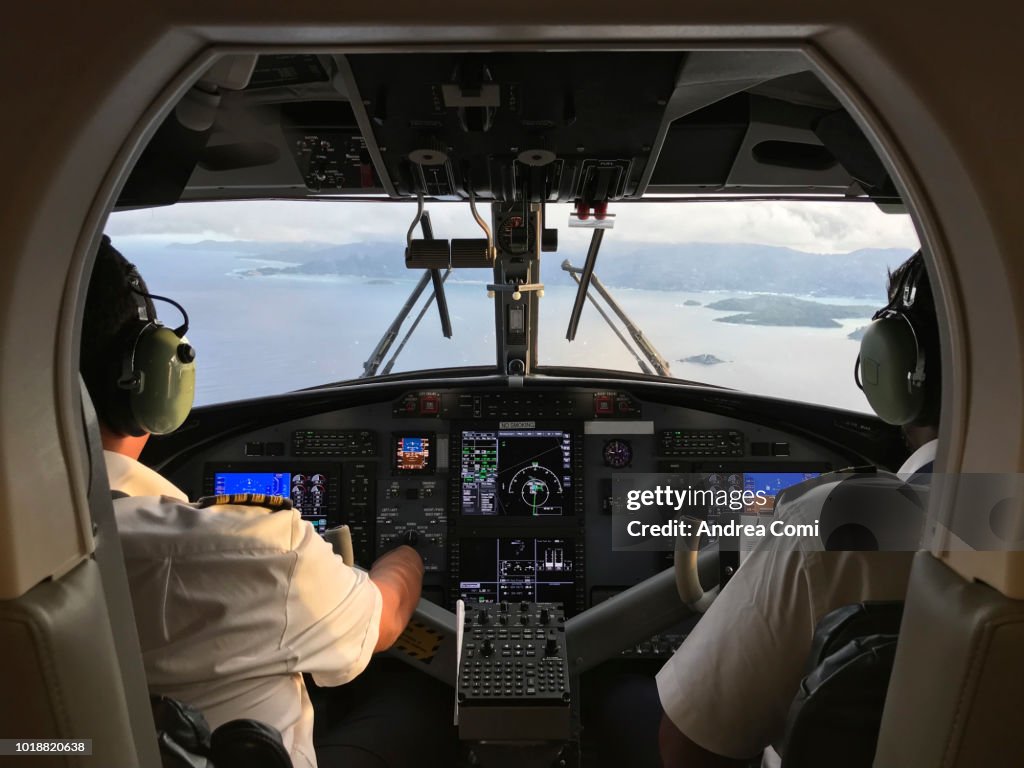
top-left (170, 239), bottom-right (913, 299)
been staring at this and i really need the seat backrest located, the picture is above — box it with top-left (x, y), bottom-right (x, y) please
top-left (0, 379), bottom-right (160, 766)
top-left (779, 601), bottom-right (903, 768)
top-left (874, 551), bottom-right (1024, 766)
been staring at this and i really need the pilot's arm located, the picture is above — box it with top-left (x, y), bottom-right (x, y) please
top-left (279, 518), bottom-right (423, 687)
top-left (659, 714), bottom-right (748, 768)
top-left (367, 544), bottom-right (425, 652)
top-left (655, 538), bottom-right (819, 767)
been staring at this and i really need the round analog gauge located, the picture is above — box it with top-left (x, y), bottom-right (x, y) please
top-left (603, 439), bottom-right (633, 469)
top-left (498, 214), bottom-right (529, 254)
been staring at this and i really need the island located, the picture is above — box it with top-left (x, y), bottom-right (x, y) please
top-left (680, 354), bottom-right (727, 365)
top-left (847, 326), bottom-right (868, 341)
top-left (683, 299), bottom-right (701, 306)
top-left (704, 295), bottom-right (876, 328)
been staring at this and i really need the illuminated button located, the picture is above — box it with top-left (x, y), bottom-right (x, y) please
top-left (420, 395), bottom-right (440, 414)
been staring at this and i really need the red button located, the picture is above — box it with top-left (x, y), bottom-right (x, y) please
top-left (595, 396), bottom-right (613, 414)
top-left (420, 395), bottom-right (440, 414)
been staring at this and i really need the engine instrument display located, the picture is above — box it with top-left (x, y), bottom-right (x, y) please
top-left (458, 537), bottom-right (576, 607)
top-left (460, 429), bottom-right (573, 516)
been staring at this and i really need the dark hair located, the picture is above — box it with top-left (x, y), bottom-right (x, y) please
top-left (80, 235), bottom-right (156, 432)
top-left (887, 251), bottom-right (941, 426)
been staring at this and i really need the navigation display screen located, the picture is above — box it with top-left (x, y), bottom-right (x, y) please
top-left (458, 537), bottom-right (576, 606)
top-left (460, 429), bottom-right (573, 516)
top-left (394, 434), bottom-right (434, 473)
top-left (212, 470), bottom-right (330, 533)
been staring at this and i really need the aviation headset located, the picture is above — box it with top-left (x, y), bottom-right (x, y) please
top-left (854, 253), bottom-right (931, 426)
top-left (105, 264), bottom-right (197, 437)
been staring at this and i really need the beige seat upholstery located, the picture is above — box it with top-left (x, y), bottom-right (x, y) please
top-left (874, 551), bottom-right (1024, 767)
top-left (0, 381), bottom-right (159, 766)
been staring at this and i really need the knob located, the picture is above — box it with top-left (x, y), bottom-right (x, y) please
top-left (539, 608), bottom-right (550, 625)
top-left (545, 632), bottom-right (559, 657)
top-left (477, 610), bottom-right (490, 626)
top-left (176, 343), bottom-right (196, 364)
top-left (520, 602), bottom-right (530, 612)
top-left (402, 530), bottom-right (419, 547)
top-left (519, 614), bottom-right (529, 626)
top-left (498, 601), bottom-right (509, 613)
top-left (499, 615), bottom-right (508, 626)
top-left (481, 638), bottom-right (494, 658)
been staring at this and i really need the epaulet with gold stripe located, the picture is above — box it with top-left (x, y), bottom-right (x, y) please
top-left (194, 493), bottom-right (294, 512)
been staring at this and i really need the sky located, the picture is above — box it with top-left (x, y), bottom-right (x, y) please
top-left (107, 198), bottom-right (920, 255)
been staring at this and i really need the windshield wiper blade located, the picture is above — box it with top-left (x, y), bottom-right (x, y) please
top-left (561, 259), bottom-right (673, 378)
top-left (417, 209), bottom-right (453, 340)
top-left (566, 228), bottom-right (604, 342)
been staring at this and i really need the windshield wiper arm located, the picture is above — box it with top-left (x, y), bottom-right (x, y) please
top-left (362, 210), bottom-right (451, 377)
top-left (561, 259), bottom-right (673, 378)
top-left (382, 268), bottom-right (452, 375)
top-left (563, 263), bottom-right (653, 376)
top-left (361, 269), bottom-right (432, 377)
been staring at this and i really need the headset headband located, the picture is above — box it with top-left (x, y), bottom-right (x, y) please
top-left (127, 265), bottom-right (190, 337)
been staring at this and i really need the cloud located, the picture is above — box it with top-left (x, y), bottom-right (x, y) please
top-left (107, 198), bottom-right (919, 254)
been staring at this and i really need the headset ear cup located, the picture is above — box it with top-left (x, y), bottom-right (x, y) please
top-left (858, 315), bottom-right (925, 425)
top-left (128, 326), bottom-right (196, 435)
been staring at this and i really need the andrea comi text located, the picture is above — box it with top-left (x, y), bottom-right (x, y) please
top-left (625, 517), bottom-right (820, 539)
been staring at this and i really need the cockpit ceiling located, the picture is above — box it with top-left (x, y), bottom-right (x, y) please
top-left (118, 51), bottom-right (899, 210)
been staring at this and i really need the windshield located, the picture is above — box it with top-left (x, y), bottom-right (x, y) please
top-left (107, 199), bottom-right (918, 411)
top-left (539, 201), bottom-right (919, 412)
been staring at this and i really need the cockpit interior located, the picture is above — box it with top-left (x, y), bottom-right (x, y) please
top-left (2, 10), bottom-right (1024, 768)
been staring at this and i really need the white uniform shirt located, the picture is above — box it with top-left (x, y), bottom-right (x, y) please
top-left (106, 451), bottom-right (383, 768)
top-left (656, 441), bottom-right (937, 762)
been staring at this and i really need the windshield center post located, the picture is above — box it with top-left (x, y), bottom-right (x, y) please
top-left (490, 199), bottom-right (549, 376)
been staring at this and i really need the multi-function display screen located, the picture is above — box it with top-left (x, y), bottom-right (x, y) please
top-left (212, 470), bottom-right (330, 533)
top-left (394, 434), bottom-right (434, 473)
top-left (460, 429), bottom-right (573, 516)
top-left (458, 537), bottom-right (576, 606)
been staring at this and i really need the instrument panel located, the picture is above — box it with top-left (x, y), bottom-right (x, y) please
top-left (170, 385), bottom-right (870, 627)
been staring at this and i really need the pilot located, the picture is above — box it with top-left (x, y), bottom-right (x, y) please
top-left (657, 251), bottom-right (940, 768)
top-left (81, 236), bottom-right (452, 768)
